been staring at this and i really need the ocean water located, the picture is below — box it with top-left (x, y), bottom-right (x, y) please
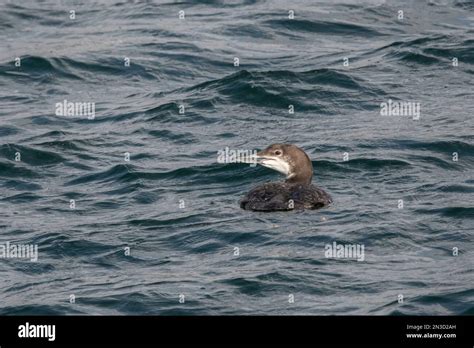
top-left (0, 0), bottom-right (473, 315)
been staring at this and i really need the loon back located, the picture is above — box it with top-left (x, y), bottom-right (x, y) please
top-left (240, 182), bottom-right (332, 212)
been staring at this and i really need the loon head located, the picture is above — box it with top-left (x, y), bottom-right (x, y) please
top-left (256, 144), bottom-right (313, 184)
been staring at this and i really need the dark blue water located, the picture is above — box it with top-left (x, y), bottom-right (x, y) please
top-left (0, 0), bottom-right (473, 315)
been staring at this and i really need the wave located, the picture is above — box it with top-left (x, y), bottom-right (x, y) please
top-left (0, 55), bottom-right (158, 82)
top-left (340, 158), bottom-right (411, 170)
top-left (397, 139), bottom-right (474, 154)
top-left (415, 206), bottom-right (474, 219)
top-left (0, 56), bottom-right (82, 81)
top-left (176, 69), bottom-right (385, 112)
top-left (366, 35), bottom-right (474, 66)
top-left (0, 144), bottom-right (64, 166)
top-left (264, 18), bottom-right (385, 37)
top-left (64, 164), bottom-right (136, 186)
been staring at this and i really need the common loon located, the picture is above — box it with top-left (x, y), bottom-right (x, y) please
top-left (240, 144), bottom-right (332, 211)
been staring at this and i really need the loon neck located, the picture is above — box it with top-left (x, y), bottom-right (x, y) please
top-left (284, 155), bottom-right (313, 185)
top-left (285, 173), bottom-right (312, 185)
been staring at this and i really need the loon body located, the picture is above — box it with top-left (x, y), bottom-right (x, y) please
top-left (240, 144), bottom-right (332, 211)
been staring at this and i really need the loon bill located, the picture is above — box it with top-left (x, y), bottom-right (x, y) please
top-left (240, 144), bottom-right (332, 211)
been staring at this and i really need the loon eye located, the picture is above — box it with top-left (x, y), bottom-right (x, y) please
top-left (274, 150), bottom-right (282, 156)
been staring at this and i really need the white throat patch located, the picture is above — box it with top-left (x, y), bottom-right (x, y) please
top-left (258, 157), bottom-right (291, 177)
